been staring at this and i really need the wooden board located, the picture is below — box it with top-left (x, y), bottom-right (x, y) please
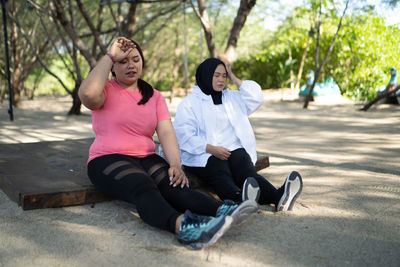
top-left (0, 138), bottom-right (111, 210)
top-left (0, 138), bottom-right (268, 210)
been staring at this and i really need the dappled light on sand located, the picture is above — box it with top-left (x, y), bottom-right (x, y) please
top-left (0, 93), bottom-right (399, 266)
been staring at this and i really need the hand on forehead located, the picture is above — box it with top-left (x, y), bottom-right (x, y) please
top-left (117, 37), bottom-right (136, 52)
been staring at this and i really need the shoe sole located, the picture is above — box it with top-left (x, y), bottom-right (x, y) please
top-left (277, 171), bottom-right (303, 211)
top-left (230, 200), bottom-right (258, 226)
top-left (242, 177), bottom-right (260, 203)
top-left (189, 216), bottom-right (233, 250)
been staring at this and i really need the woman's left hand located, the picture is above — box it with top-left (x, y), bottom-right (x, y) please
top-left (168, 166), bottom-right (189, 188)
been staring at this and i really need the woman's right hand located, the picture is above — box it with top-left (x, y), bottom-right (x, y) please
top-left (108, 37), bottom-right (136, 62)
top-left (225, 63), bottom-right (242, 87)
top-left (206, 144), bottom-right (231, 160)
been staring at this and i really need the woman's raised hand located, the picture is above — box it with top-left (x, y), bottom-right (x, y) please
top-left (225, 63), bottom-right (242, 87)
top-left (108, 37), bottom-right (136, 62)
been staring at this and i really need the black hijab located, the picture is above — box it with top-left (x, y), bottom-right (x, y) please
top-left (195, 58), bottom-right (227, 105)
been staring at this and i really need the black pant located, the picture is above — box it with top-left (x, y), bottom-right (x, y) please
top-left (88, 153), bottom-right (220, 233)
top-left (184, 148), bottom-right (282, 205)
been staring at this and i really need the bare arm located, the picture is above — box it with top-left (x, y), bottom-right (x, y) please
top-left (156, 120), bottom-right (189, 188)
top-left (78, 37), bottom-right (134, 110)
top-left (78, 56), bottom-right (112, 110)
top-left (226, 63), bottom-right (242, 87)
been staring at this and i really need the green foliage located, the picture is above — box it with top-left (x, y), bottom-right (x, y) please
top-left (334, 14), bottom-right (400, 100)
top-left (234, 6), bottom-right (400, 101)
top-left (10, 0), bottom-right (400, 104)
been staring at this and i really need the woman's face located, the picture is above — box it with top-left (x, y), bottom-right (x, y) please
top-left (113, 48), bottom-right (143, 87)
top-left (212, 64), bottom-right (227, 92)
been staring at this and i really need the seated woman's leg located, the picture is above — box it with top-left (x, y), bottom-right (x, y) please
top-left (88, 154), bottom-right (179, 233)
top-left (228, 148), bottom-right (281, 205)
top-left (140, 154), bottom-right (220, 216)
top-left (184, 156), bottom-right (242, 202)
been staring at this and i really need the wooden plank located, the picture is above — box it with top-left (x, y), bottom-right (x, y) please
top-left (0, 138), bottom-right (269, 210)
top-left (0, 138), bottom-right (111, 210)
top-left (21, 189), bottom-right (111, 210)
top-left (255, 152), bottom-right (270, 171)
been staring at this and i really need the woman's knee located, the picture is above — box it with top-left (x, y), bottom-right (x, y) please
top-left (120, 174), bottom-right (158, 197)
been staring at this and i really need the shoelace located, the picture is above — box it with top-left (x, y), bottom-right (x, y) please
top-left (218, 202), bottom-right (238, 216)
top-left (182, 212), bottom-right (210, 229)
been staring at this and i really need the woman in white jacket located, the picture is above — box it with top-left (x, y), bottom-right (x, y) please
top-left (174, 58), bottom-right (303, 211)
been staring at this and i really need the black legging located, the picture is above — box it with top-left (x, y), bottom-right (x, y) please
top-left (184, 148), bottom-right (283, 205)
top-left (88, 153), bottom-right (220, 233)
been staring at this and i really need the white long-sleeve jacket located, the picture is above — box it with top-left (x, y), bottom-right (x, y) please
top-left (173, 80), bottom-right (263, 167)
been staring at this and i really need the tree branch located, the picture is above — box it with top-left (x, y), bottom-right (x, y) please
top-left (303, 0), bottom-right (350, 108)
top-left (360, 85), bottom-right (400, 111)
top-left (51, 0), bottom-right (96, 68)
top-left (121, 0), bottom-right (137, 36)
top-left (7, 10), bottom-right (72, 95)
top-left (223, 0), bottom-right (256, 63)
top-left (131, 3), bottom-right (181, 36)
top-left (191, 0), bottom-right (218, 57)
top-left (76, 0), bottom-right (107, 54)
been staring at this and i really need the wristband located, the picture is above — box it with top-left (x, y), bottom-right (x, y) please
top-left (106, 52), bottom-right (117, 63)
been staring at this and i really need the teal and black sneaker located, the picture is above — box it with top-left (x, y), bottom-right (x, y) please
top-left (176, 210), bottom-right (232, 250)
top-left (216, 199), bottom-right (258, 226)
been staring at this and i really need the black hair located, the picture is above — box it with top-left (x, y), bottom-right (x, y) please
top-left (111, 38), bottom-right (154, 105)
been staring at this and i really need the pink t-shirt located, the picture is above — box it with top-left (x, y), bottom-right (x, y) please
top-left (88, 79), bottom-right (171, 163)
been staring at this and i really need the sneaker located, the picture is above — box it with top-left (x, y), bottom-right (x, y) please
top-left (242, 177), bottom-right (260, 202)
top-left (216, 199), bottom-right (258, 226)
top-left (276, 171), bottom-right (303, 211)
top-left (176, 210), bottom-right (233, 250)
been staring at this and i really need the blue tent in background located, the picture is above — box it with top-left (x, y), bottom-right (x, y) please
top-left (377, 67), bottom-right (398, 93)
top-left (376, 67), bottom-right (399, 104)
top-left (299, 70), bottom-right (341, 97)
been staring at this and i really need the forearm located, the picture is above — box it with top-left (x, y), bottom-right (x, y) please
top-left (159, 131), bottom-right (181, 168)
top-left (206, 144), bottom-right (231, 160)
top-left (226, 64), bottom-right (242, 87)
top-left (230, 74), bottom-right (242, 87)
top-left (206, 144), bottom-right (215, 154)
top-left (157, 120), bottom-right (182, 168)
top-left (78, 55), bottom-right (113, 109)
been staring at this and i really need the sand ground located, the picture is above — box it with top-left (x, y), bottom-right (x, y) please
top-left (0, 90), bottom-right (399, 266)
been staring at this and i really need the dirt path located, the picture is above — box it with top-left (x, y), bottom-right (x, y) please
top-left (0, 93), bottom-right (399, 266)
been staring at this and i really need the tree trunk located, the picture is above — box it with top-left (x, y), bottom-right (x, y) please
top-left (289, 47), bottom-right (294, 89)
top-left (0, 82), bottom-right (5, 103)
top-left (192, 0), bottom-right (256, 63)
top-left (222, 0), bottom-right (256, 63)
top-left (192, 0), bottom-right (218, 57)
top-left (9, 2), bottom-right (21, 106)
top-left (68, 81), bottom-right (82, 115)
top-left (10, 79), bottom-right (21, 107)
top-left (304, 0), bottom-right (349, 108)
top-left (360, 85), bottom-right (400, 111)
top-left (121, 0), bottom-right (137, 37)
top-left (295, 35), bottom-right (312, 90)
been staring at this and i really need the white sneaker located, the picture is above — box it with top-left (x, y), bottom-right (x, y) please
top-left (217, 199), bottom-right (258, 226)
top-left (242, 177), bottom-right (260, 203)
top-left (276, 171), bottom-right (303, 211)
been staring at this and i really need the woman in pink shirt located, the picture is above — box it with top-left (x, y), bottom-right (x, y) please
top-left (78, 37), bottom-right (257, 249)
